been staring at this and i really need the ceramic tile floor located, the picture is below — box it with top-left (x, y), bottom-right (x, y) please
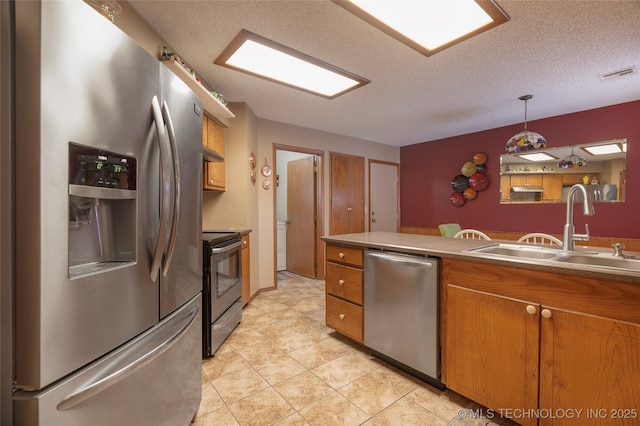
top-left (194, 274), bottom-right (519, 426)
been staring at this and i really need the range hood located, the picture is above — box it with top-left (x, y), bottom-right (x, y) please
top-left (203, 146), bottom-right (224, 163)
top-left (511, 186), bottom-right (544, 193)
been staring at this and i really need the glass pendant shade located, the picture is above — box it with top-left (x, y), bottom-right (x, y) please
top-left (505, 95), bottom-right (547, 153)
top-left (558, 147), bottom-right (588, 168)
top-left (505, 130), bottom-right (547, 153)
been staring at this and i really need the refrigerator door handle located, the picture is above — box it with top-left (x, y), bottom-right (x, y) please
top-left (56, 303), bottom-right (199, 411)
top-left (161, 100), bottom-right (180, 277)
top-left (150, 96), bottom-right (171, 282)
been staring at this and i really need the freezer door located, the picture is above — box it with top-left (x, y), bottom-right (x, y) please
top-left (13, 294), bottom-right (202, 426)
top-left (15, 1), bottom-right (160, 390)
top-left (158, 64), bottom-right (203, 318)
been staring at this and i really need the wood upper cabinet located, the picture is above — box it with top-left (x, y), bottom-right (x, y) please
top-left (329, 153), bottom-right (364, 235)
top-left (542, 174), bottom-right (563, 201)
top-left (500, 175), bottom-right (512, 201)
top-left (510, 174), bottom-right (543, 188)
top-left (203, 114), bottom-right (226, 191)
top-left (325, 243), bottom-right (364, 343)
top-left (443, 258), bottom-right (640, 426)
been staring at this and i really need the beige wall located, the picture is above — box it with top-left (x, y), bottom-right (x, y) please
top-left (256, 119), bottom-right (399, 290)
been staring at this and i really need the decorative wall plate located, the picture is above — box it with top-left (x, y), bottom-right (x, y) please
top-left (249, 152), bottom-right (256, 170)
top-left (250, 171), bottom-right (256, 185)
top-left (261, 164), bottom-right (272, 177)
top-left (262, 179), bottom-right (271, 190)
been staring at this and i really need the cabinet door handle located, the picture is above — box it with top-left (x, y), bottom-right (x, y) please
top-left (339, 313), bottom-right (345, 320)
top-left (338, 279), bottom-right (345, 285)
top-left (541, 309), bottom-right (552, 319)
top-left (526, 305), bottom-right (537, 315)
top-left (338, 252), bottom-right (345, 259)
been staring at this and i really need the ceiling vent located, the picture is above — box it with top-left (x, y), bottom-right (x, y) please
top-left (598, 66), bottom-right (638, 82)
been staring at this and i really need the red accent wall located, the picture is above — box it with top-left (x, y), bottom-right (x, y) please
top-left (400, 100), bottom-right (640, 238)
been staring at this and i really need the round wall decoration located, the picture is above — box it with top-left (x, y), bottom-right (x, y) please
top-left (449, 152), bottom-right (489, 207)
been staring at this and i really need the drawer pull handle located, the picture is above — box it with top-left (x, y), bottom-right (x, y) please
top-left (339, 313), bottom-right (345, 320)
top-left (526, 305), bottom-right (537, 315)
top-left (339, 279), bottom-right (345, 285)
top-left (339, 252), bottom-right (345, 259)
top-left (541, 309), bottom-right (552, 319)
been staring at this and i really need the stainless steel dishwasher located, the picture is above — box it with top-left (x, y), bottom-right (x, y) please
top-left (364, 250), bottom-right (443, 388)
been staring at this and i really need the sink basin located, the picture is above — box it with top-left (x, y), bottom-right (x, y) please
top-left (468, 243), bottom-right (563, 260)
top-left (556, 254), bottom-right (640, 271)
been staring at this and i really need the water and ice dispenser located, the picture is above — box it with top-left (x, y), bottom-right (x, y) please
top-left (68, 143), bottom-right (137, 277)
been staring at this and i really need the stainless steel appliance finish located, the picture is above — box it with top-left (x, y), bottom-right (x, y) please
top-left (203, 232), bottom-right (243, 357)
top-left (10, 1), bottom-right (203, 423)
top-left (364, 250), bottom-right (443, 388)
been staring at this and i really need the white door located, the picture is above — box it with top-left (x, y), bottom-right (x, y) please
top-left (369, 161), bottom-right (399, 232)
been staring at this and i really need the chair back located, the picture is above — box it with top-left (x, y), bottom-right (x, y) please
top-left (438, 223), bottom-right (462, 237)
top-left (453, 229), bottom-right (491, 240)
top-left (517, 233), bottom-right (562, 246)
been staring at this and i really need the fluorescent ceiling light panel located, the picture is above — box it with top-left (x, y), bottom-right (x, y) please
top-left (517, 152), bottom-right (557, 162)
top-left (333, 0), bottom-right (509, 56)
top-left (215, 30), bottom-right (369, 99)
top-left (581, 143), bottom-right (622, 156)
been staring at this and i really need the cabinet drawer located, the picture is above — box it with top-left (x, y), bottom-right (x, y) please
top-left (326, 245), bottom-right (363, 268)
top-left (326, 295), bottom-right (363, 343)
top-left (326, 262), bottom-right (363, 305)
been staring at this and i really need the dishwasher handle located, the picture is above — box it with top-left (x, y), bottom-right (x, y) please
top-left (367, 251), bottom-right (435, 269)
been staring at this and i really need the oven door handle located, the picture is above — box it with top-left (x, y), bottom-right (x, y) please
top-left (209, 240), bottom-right (243, 254)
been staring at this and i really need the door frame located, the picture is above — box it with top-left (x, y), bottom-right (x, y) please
top-left (272, 144), bottom-right (325, 286)
top-left (368, 159), bottom-right (400, 232)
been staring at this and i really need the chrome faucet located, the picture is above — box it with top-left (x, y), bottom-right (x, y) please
top-left (562, 184), bottom-right (595, 251)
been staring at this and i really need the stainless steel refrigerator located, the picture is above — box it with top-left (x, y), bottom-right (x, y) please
top-left (4, 1), bottom-right (203, 424)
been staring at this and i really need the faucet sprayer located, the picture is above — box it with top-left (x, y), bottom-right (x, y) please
top-left (562, 184), bottom-right (595, 251)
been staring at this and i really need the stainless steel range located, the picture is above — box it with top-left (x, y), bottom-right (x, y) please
top-left (202, 232), bottom-right (243, 357)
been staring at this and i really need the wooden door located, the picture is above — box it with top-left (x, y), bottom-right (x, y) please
top-left (286, 156), bottom-right (316, 278)
top-left (329, 153), bottom-right (364, 235)
top-left (369, 161), bottom-right (398, 232)
top-left (445, 285), bottom-right (539, 426)
top-left (539, 307), bottom-right (640, 425)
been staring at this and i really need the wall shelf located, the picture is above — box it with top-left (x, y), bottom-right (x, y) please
top-left (162, 60), bottom-right (234, 126)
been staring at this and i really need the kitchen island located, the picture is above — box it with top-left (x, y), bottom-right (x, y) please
top-left (322, 232), bottom-right (640, 426)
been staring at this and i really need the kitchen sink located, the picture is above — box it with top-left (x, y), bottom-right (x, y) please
top-left (556, 254), bottom-right (640, 271)
top-left (468, 243), bottom-right (563, 260)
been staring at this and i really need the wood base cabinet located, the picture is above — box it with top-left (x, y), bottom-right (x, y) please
top-left (241, 233), bottom-right (250, 305)
top-left (443, 258), bottom-right (640, 426)
top-left (325, 244), bottom-right (364, 343)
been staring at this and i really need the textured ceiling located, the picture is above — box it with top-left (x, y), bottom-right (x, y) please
top-left (129, 0), bottom-right (640, 147)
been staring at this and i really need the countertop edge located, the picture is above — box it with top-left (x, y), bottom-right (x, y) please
top-left (322, 232), bottom-right (640, 284)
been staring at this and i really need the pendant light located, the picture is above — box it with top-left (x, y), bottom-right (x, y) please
top-left (558, 146), bottom-right (588, 169)
top-left (505, 95), bottom-right (547, 153)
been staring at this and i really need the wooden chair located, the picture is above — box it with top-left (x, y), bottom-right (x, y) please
top-left (438, 223), bottom-right (462, 237)
top-left (517, 233), bottom-right (562, 246)
top-left (453, 229), bottom-right (491, 240)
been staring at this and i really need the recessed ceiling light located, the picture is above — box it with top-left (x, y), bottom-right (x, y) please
top-left (517, 152), bottom-right (557, 162)
top-left (332, 0), bottom-right (509, 56)
top-left (581, 143), bottom-right (622, 156)
top-left (215, 30), bottom-right (369, 99)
